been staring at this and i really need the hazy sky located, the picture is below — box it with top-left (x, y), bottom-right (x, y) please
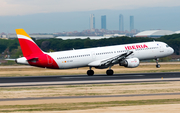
top-left (1, 0), bottom-right (180, 16)
top-left (0, 0), bottom-right (180, 33)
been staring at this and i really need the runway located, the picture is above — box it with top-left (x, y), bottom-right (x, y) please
top-left (0, 72), bottom-right (180, 87)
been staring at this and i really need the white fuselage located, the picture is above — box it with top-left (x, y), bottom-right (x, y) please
top-left (47, 41), bottom-right (174, 69)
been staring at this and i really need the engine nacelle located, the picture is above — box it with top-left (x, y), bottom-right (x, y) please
top-left (119, 58), bottom-right (140, 68)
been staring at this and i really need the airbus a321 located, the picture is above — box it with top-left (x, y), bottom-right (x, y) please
top-left (14, 29), bottom-right (174, 76)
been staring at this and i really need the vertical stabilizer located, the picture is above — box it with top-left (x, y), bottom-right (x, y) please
top-left (16, 29), bottom-right (44, 57)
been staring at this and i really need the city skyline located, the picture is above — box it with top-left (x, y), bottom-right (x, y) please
top-left (0, 6), bottom-right (180, 33)
top-left (0, 0), bottom-right (180, 33)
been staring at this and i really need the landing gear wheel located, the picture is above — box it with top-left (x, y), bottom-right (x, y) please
top-left (87, 70), bottom-right (94, 76)
top-left (156, 64), bottom-right (161, 68)
top-left (155, 58), bottom-right (160, 68)
top-left (106, 69), bottom-right (114, 75)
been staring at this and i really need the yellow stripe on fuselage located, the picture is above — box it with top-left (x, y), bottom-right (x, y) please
top-left (15, 28), bottom-right (32, 40)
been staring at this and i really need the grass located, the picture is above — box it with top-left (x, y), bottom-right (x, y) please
top-left (1, 82), bottom-right (179, 99)
top-left (117, 88), bottom-right (180, 94)
top-left (0, 82), bottom-right (168, 91)
top-left (0, 99), bottom-right (180, 112)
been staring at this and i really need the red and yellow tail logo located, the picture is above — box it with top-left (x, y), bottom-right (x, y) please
top-left (16, 29), bottom-right (59, 69)
top-left (16, 29), bottom-right (44, 57)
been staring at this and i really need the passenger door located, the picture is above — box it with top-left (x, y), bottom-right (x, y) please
top-left (159, 44), bottom-right (164, 53)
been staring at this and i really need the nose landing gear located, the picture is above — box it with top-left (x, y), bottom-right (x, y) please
top-left (155, 58), bottom-right (161, 68)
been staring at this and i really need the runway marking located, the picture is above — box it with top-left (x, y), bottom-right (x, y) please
top-left (1, 78), bottom-right (180, 87)
top-left (61, 75), bottom-right (145, 79)
top-left (118, 75), bottom-right (145, 77)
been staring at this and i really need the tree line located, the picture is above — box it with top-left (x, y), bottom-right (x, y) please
top-left (0, 34), bottom-right (180, 58)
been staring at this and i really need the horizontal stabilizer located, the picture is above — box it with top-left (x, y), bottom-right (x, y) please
top-left (5, 59), bottom-right (16, 61)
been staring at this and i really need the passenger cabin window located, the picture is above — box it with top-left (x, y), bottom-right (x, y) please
top-left (166, 45), bottom-right (170, 47)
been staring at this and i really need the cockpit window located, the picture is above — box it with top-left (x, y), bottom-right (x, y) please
top-left (166, 45), bottom-right (170, 47)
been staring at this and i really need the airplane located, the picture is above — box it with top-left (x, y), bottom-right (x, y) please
top-left (14, 29), bottom-right (174, 76)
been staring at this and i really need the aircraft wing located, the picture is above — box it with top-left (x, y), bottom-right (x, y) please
top-left (88, 51), bottom-right (133, 67)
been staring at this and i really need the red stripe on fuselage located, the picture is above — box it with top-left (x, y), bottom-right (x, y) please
top-left (27, 54), bottom-right (59, 69)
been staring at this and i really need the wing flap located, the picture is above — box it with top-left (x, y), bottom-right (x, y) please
top-left (88, 60), bottom-right (102, 66)
top-left (88, 51), bottom-right (133, 67)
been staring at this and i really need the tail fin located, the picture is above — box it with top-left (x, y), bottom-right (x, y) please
top-left (16, 29), bottom-right (44, 57)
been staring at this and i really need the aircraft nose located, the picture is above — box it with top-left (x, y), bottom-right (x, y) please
top-left (170, 47), bottom-right (174, 54)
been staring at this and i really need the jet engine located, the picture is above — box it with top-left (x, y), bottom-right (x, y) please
top-left (119, 58), bottom-right (140, 68)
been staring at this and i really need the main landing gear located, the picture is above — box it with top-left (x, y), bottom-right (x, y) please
top-left (106, 66), bottom-right (114, 75)
top-left (106, 69), bottom-right (114, 75)
top-left (155, 58), bottom-right (161, 68)
top-left (87, 67), bottom-right (94, 76)
top-left (87, 66), bottom-right (114, 76)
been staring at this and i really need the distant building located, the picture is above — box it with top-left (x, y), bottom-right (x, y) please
top-left (90, 14), bottom-right (95, 29)
top-left (174, 31), bottom-right (180, 34)
top-left (8, 34), bottom-right (54, 40)
top-left (0, 32), bottom-right (7, 39)
top-left (56, 34), bottom-right (126, 40)
top-left (101, 15), bottom-right (106, 30)
top-left (130, 16), bottom-right (134, 32)
top-left (119, 14), bottom-right (124, 32)
top-left (134, 30), bottom-right (174, 38)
